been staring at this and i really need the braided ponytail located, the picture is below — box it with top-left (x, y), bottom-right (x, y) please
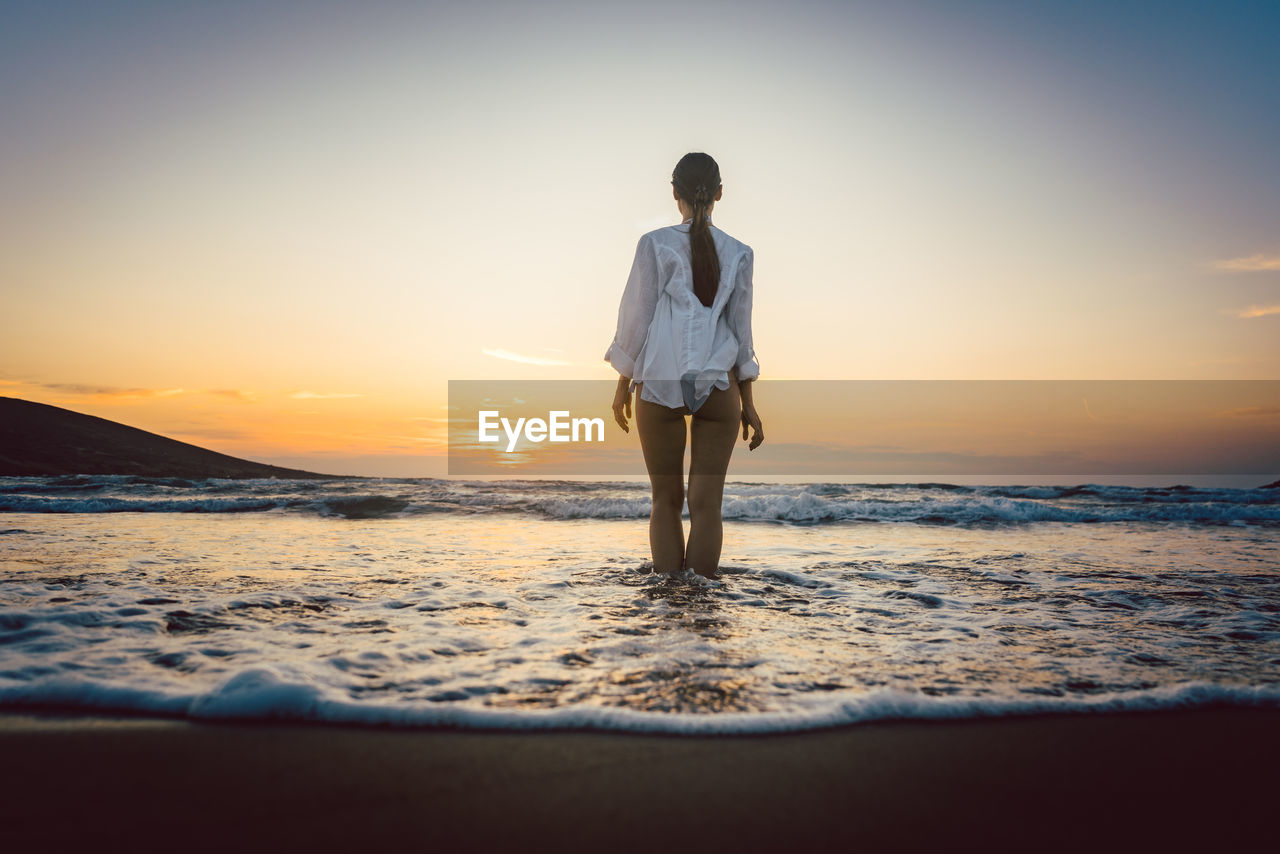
top-left (671, 153), bottom-right (721, 307)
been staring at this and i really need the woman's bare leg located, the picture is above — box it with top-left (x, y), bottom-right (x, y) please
top-left (636, 393), bottom-right (688, 574)
top-left (686, 380), bottom-right (741, 577)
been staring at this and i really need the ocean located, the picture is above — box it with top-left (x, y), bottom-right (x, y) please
top-left (2, 475), bottom-right (1278, 733)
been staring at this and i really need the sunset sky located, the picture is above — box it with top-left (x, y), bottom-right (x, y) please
top-left (2, 1), bottom-right (1278, 477)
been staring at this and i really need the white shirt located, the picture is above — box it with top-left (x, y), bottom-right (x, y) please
top-left (604, 218), bottom-right (759, 411)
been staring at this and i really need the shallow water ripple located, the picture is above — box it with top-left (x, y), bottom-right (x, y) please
top-left (1, 510), bottom-right (1278, 729)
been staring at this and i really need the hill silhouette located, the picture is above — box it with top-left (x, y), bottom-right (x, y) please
top-left (0, 396), bottom-right (341, 479)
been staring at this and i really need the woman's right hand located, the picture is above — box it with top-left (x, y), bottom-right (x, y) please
top-left (612, 377), bottom-right (632, 433)
top-left (741, 404), bottom-right (764, 450)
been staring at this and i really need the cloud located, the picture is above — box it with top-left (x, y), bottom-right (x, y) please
top-left (385, 434), bottom-right (450, 445)
top-left (10, 382), bottom-right (263, 401)
top-left (37, 383), bottom-right (186, 399)
top-left (1227, 304), bottom-right (1280, 319)
top-left (1215, 405), bottom-right (1280, 419)
top-left (481, 348), bottom-right (572, 366)
top-left (207, 388), bottom-right (256, 401)
top-left (289, 391), bottom-right (364, 399)
top-left (1214, 253), bottom-right (1280, 272)
top-left (167, 426), bottom-right (254, 441)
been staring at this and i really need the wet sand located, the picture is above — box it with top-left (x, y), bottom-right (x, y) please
top-left (3, 708), bottom-right (1276, 851)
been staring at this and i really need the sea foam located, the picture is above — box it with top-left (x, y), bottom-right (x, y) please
top-left (3, 668), bottom-right (1278, 734)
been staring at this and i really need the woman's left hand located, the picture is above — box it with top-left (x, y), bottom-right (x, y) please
top-left (612, 378), bottom-right (632, 433)
top-left (741, 404), bottom-right (764, 450)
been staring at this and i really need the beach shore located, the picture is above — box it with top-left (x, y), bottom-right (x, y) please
top-left (3, 708), bottom-right (1276, 851)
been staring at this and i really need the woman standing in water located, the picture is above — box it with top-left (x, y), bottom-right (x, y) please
top-left (605, 152), bottom-right (764, 578)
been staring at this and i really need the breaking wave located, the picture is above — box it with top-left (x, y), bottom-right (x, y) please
top-left (1, 476), bottom-right (1277, 527)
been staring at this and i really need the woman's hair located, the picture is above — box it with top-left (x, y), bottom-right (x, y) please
top-left (671, 152), bottom-right (721, 307)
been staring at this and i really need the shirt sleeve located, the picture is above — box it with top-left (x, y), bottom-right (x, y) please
top-left (604, 233), bottom-right (660, 378)
top-left (727, 247), bottom-right (760, 381)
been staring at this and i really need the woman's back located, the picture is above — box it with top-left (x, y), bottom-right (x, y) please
top-left (607, 220), bottom-right (757, 412)
top-left (643, 220), bottom-right (752, 312)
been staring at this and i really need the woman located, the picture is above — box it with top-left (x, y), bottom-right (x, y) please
top-left (605, 152), bottom-right (764, 578)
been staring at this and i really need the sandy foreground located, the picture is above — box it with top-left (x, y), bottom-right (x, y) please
top-left (3, 708), bottom-right (1277, 851)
